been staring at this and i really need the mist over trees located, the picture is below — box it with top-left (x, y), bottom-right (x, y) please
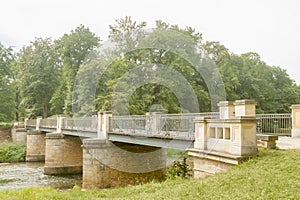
top-left (1, 17), bottom-right (300, 122)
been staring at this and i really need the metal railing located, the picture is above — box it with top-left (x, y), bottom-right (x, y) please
top-left (62, 116), bottom-right (98, 132)
top-left (40, 118), bottom-right (57, 128)
top-left (109, 112), bottom-right (219, 139)
top-left (256, 113), bottom-right (291, 135)
top-left (26, 119), bottom-right (36, 127)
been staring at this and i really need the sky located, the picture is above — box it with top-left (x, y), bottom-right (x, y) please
top-left (1, 0), bottom-right (300, 84)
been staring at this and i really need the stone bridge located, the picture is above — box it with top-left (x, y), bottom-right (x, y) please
top-left (12, 100), bottom-right (300, 189)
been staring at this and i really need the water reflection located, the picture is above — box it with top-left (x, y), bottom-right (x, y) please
top-left (0, 162), bottom-right (82, 190)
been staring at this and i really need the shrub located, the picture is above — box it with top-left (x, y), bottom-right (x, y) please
top-left (0, 142), bottom-right (26, 162)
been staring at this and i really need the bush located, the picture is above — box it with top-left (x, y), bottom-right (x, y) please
top-left (167, 153), bottom-right (192, 179)
top-left (0, 142), bottom-right (26, 162)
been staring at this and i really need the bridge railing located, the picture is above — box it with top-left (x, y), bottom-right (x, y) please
top-left (109, 115), bottom-right (147, 134)
top-left (40, 118), bottom-right (57, 128)
top-left (26, 119), bottom-right (36, 127)
top-left (62, 116), bottom-right (98, 132)
top-left (109, 112), bottom-right (219, 139)
top-left (256, 113), bottom-right (291, 135)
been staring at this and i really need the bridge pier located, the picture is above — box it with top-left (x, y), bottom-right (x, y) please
top-left (26, 130), bottom-right (46, 161)
top-left (44, 133), bottom-right (82, 175)
top-left (82, 139), bottom-right (166, 189)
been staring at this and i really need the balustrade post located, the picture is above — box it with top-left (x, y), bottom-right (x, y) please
top-left (193, 117), bottom-right (208, 150)
top-left (36, 116), bottom-right (42, 131)
top-left (97, 111), bottom-right (103, 138)
top-left (101, 111), bottom-right (112, 139)
top-left (24, 118), bottom-right (29, 128)
top-left (56, 115), bottom-right (65, 133)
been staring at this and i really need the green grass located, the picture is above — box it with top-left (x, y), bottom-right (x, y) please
top-left (0, 149), bottom-right (300, 199)
top-left (0, 142), bottom-right (26, 162)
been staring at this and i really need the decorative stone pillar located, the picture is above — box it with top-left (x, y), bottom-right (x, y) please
top-left (234, 99), bottom-right (256, 117)
top-left (82, 139), bottom-right (166, 189)
top-left (26, 130), bottom-right (46, 161)
top-left (44, 133), bottom-right (82, 175)
top-left (291, 105), bottom-right (300, 138)
top-left (218, 101), bottom-right (235, 119)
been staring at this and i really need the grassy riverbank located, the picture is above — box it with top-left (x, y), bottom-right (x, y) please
top-left (0, 142), bottom-right (26, 162)
top-left (0, 149), bottom-right (299, 199)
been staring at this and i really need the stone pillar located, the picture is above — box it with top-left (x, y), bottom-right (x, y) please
top-left (218, 101), bottom-right (235, 119)
top-left (82, 139), bottom-right (166, 189)
top-left (44, 133), bottom-right (82, 175)
top-left (36, 116), bottom-right (42, 131)
top-left (291, 105), bottom-right (300, 138)
top-left (193, 117), bottom-right (208, 150)
top-left (11, 122), bottom-right (27, 143)
top-left (26, 130), bottom-right (46, 161)
top-left (234, 99), bottom-right (256, 117)
top-left (146, 112), bottom-right (162, 134)
top-left (100, 111), bottom-right (112, 139)
top-left (97, 112), bottom-right (103, 138)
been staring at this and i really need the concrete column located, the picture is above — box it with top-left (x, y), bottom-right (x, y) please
top-left (97, 112), bottom-right (103, 138)
top-left (218, 101), bottom-right (235, 119)
top-left (26, 130), bottom-right (46, 161)
top-left (291, 105), bottom-right (300, 138)
top-left (234, 99), bottom-right (256, 117)
top-left (44, 133), bottom-right (82, 175)
top-left (82, 139), bottom-right (166, 189)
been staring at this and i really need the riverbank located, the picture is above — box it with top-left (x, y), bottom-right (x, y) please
top-left (0, 148), bottom-right (299, 199)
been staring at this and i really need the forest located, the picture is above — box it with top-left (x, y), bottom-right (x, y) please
top-left (1, 16), bottom-right (300, 122)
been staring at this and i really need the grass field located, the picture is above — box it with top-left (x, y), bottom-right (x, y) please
top-left (0, 149), bottom-right (299, 199)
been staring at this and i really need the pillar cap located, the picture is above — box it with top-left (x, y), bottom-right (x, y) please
top-left (291, 104), bottom-right (300, 109)
top-left (233, 99), bottom-right (256, 106)
top-left (217, 101), bottom-right (234, 107)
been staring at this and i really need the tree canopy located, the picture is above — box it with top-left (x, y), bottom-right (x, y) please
top-left (0, 17), bottom-right (300, 122)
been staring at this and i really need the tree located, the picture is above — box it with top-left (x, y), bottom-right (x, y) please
top-left (0, 43), bottom-right (15, 122)
top-left (17, 38), bottom-right (60, 118)
top-left (50, 25), bottom-right (100, 116)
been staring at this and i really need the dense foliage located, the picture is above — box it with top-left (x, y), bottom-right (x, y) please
top-left (0, 142), bottom-right (26, 162)
top-left (0, 16), bottom-right (300, 121)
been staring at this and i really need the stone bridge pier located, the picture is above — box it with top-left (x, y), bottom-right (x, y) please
top-left (44, 133), bottom-right (82, 175)
top-left (82, 139), bottom-right (166, 189)
top-left (26, 130), bottom-right (46, 162)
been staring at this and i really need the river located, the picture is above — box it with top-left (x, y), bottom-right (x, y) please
top-left (0, 162), bottom-right (82, 191)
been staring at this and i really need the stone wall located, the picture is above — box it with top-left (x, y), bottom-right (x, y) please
top-left (82, 139), bottom-right (166, 189)
top-left (0, 127), bottom-right (11, 142)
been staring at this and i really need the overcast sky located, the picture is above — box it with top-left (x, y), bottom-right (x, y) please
top-left (1, 0), bottom-right (300, 84)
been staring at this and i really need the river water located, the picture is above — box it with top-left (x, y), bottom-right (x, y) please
top-left (0, 162), bottom-right (82, 191)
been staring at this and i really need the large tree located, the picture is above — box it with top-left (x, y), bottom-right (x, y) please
top-left (17, 38), bottom-right (60, 118)
top-left (50, 25), bottom-right (100, 116)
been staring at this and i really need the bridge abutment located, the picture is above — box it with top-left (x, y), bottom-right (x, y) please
top-left (44, 133), bottom-right (82, 175)
top-left (11, 122), bottom-right (27, 143)
top-left (82, 139), bottom-right (166, 189)
top-left (189, 100), bottom-right (258, 178)
top-left (26, 130), bottom-right (46, 161)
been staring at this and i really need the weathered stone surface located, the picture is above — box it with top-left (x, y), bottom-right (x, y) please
top-left (82, 139), bottom-right (166, 189)
top-left (44, 133), bottom-right (82, 175)
top-left (26, 130), bottom-right (45, 162)
top-left (256, 134), bottom-right (278, 149)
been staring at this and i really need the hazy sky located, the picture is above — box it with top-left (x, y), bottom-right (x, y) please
top-left (1, 0), bottom-right (300, 84)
